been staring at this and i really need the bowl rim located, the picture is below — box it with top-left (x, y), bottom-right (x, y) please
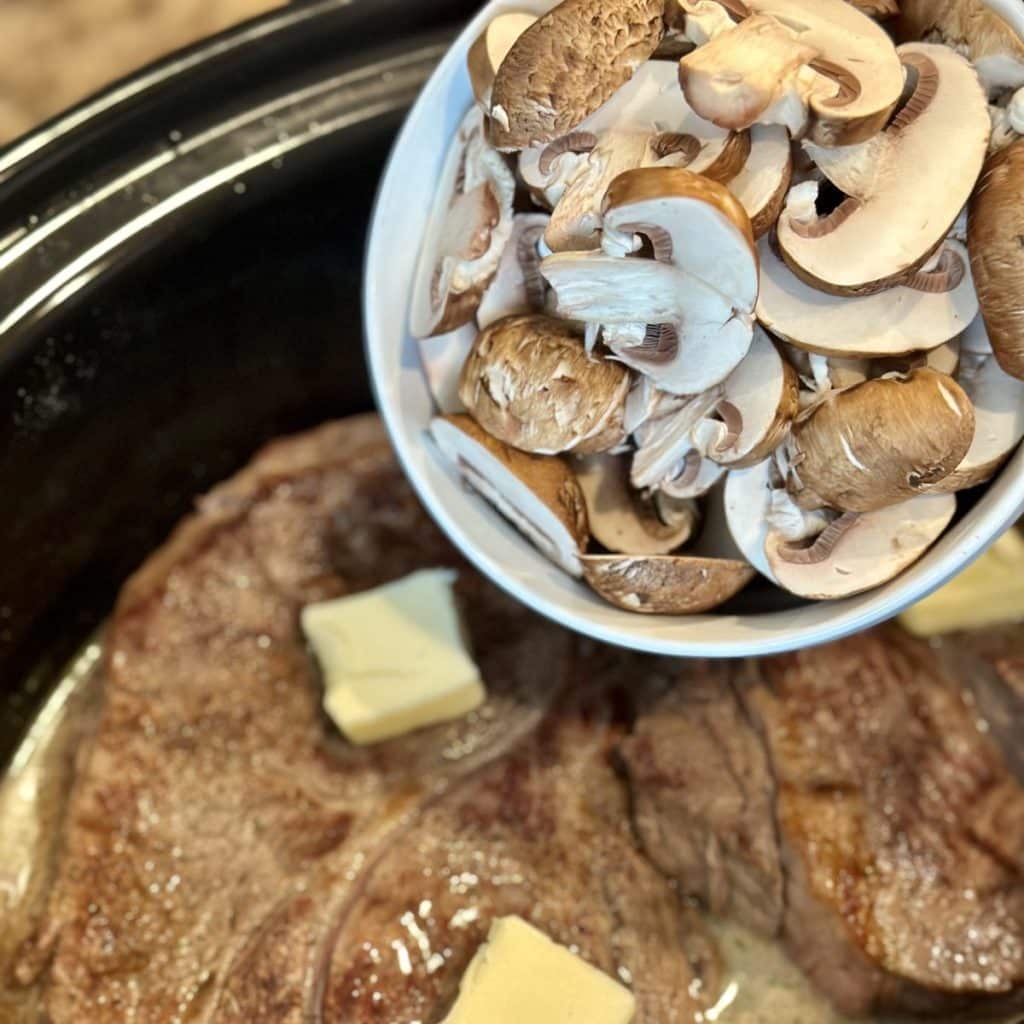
top-left (364, 0), bottom-right (1024, 658)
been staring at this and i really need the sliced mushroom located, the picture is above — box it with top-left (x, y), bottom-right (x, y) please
top-left (430, 414), bottom-right (589, 577)
top-left (757, 235), bottom-right (978, 355)
top-left (766, 491), bottom-right (957, 599)
top-left (581, 554), bottom-right (756, 613)
top-left (778, 44), bottom-right (990, 295)
top-left (467, 11), bottom-right (537, 106)
top-left (931, 318), bottom-right (1024, 492)
top-left (679, 0), bottom-right (905, 145)
top-left (727, 124), bottom-right (794, 238)
top-left (897, 0), bottom-right (1024, 93)
top-left (969, 139), bottom-right (1024, 381)
top-left (575, 453), bottom-right (698, 554)
top-left (541, 167), bottom-right (758, 394)
top-left (518, 61), bottom-right (751, 251)
top-left (679, 14), bottom-right (822, 136)
top-left (488, 0), bottom-right (665, 151)
top-left (631, 390), bottom-right (728, 496)
top-left (410, 106), bottom-right (516, 338)
top-left (701, 327), bottom-right (801, 468)
top-left (417, 322), bottom-right (477, 414)
top-left (786, 367), bottom-right (976, 512)
top-left (477, 213), bottom-right (551, 329)
top-left (724, 458), bottom-right (779, 580)
top-left (459, 314), bottom-right (630, 455)
top-left (724, 456), bottom-right (835, 580)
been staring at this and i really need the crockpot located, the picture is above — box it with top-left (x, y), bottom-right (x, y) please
top-left (0, 0), bottom-right (481, 766)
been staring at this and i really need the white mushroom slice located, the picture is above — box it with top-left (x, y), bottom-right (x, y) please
top-left (431, 415), bottom-right (589, 577)
top-left (581, 554), bottom-right (756, 613)
top-left (631, 391), bottom-right (724, 494)
top-left (488, 0), bottom-right (665, 151)
top-left (758, 236), bottom-right (978, 356)
top-left (724, 460), bottom-right (777, 580)
top-left (575, 454), bottom-right (698, 554)
top-left (728, 125), bottom-right (793, 238)
top-left (766, 492), bottom-right (957, 599)
top-left (541, 134), bottom-right (654, 251)
top-left (410, 106), bottom-right (516, 338)
top-left (702, 328), bottom-right (800, 467)
top-left (477, 214), bottom-right (551, 329)
top-left (779, 44), bottom-right (990, 296)
top-left (459, 314), bottom-right (630, 455)
top-left (680, 0), bottom-right (905, 145)
top-left (518, 62), bottom-right (751, 249)
top-left (623, 375), bottom-right (691, 435)
top-left (932, 319), bottom-right (1024, 492)
top-left (467, 11), bottom-right (537, 106)
top-left (897, 0), bottom-right (1024, 93)
top-left (969, 139), bottom-right (1024, 381)
top-left (660, 455), bottom-right (728, 499)
top-left (417, 322), bottom-right (477, 414)
top-left (724, 457), bottom-right (832, 580)
top-left (541, 167), bottom-right (758, 394)
top-left (786, 367), bottom-right (976, 512)
top-left (679, 15), bottom-right (822, 136)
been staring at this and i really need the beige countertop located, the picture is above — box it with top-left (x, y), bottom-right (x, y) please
top-left (0, 0), bottom-right (283, 144)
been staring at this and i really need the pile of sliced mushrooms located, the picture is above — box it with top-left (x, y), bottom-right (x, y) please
top-left (413, 0), bottom-right (1024, 615)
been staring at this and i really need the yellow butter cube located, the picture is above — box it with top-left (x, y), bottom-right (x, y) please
top-left (301, 569), bottom-right (485, 745)
top-left (442, 916), bottom-right (636, 1024)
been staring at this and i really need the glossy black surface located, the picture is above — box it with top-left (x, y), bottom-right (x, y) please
top-left (0, 2), bottom-right (476, 764)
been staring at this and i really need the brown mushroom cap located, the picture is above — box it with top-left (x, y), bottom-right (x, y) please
top-left (467, 11), bottom-right (537, 106)
top-left (459, 314), bottom-right (630, 455)
top-left (969, 139), bottom-right (1024, 381)
top-left (431, 414), bottom-right (589, 576)
top-left (581, 554), bottom-right (756, 613)
top-left (788, 368), bottom-right (976, 512)
top-left (488, 0), bottom-right (665, 151)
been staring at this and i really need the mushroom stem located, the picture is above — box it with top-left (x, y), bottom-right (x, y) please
top-left (537, 132), bottom-right (599, 176)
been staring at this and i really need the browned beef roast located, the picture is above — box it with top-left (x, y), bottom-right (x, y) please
top-left (14, 415), bottom-right (1024, 1022)
top-left (623, 633), bottom-right (1024, 1018)
top-left (14, 417), bottom-right (716, 1024)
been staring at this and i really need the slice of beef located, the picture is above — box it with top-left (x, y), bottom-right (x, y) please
top-left (623, 629), bottom-right (1024, 1018)
top-left (621, 661), bottom-right (784, 938)
top-left (16, 417), bottom-right (716, 1024)
top-left (319, 645), bottom-right (718, 1024)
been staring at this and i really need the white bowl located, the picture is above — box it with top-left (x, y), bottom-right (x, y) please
top-left (364, 0), bottom-right (1024, 658)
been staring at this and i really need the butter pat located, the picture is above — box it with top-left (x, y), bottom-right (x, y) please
top-left (441, 916), bottom-right (636, 1024)
top-left (900, 530), bottom-right (1024, 638)
top-left (301, 569), bottom-right (485, 745)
